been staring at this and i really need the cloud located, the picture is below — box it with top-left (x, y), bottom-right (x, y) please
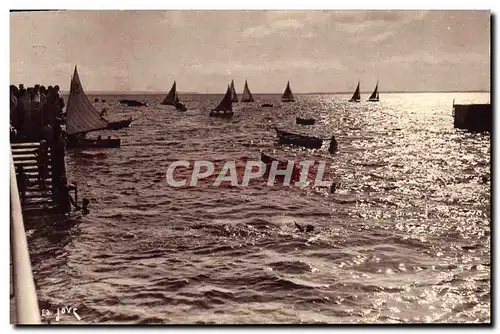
top-left (190, 58), bottom-right (343, 76)
top-left (242, 18), bottom-right (304, 38)
top-left (383, 51), bottom-right (488, 66)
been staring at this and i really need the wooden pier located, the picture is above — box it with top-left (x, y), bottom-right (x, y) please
top-left (11, 141), bottom-right (70, 216)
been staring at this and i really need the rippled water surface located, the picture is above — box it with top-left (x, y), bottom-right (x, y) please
top-left (25, 92), bottom-right (491, 324)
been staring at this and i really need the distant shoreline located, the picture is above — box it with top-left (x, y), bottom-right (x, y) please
top-left (80, 90), bottom-right (491, 95)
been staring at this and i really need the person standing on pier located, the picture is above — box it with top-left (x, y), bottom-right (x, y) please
top-left (43, 122), bottom-right (54, 146)
top-left (32, 85), bottom-right (43, 140)
top-left (35, 140), bottom-right (49, 191)
top-left (17, 87), bottom-right (30, 137)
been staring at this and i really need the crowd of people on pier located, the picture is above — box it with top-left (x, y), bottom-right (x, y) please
top-left (10, 83), bottom-right (66, 143)
top-left (10, 83), bottom-right (86, 214)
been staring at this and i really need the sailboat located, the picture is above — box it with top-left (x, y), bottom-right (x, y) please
top-left (161, 81), bottom-right (177, 105)
top-left (230, 80), bottom-right (238, 103)
top-left (349, 81), bottom-right (361, 102)
top-left (367, 80), bottom-right (379, 102)
top-left (241, 80), bottom-right (254, 102)
top-left (281, 81), bottom-right (295, 102)
top-left (210, 85), bottom-right (234, 118)
top-left (65, 66), bottom-right (120, 149)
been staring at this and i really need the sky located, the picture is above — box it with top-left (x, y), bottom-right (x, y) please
top-left (10, 10), bottom-right (490, 94)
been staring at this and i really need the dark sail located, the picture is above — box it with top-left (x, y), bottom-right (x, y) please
top-left (162, 81), bottom-right (177, 105)
top-left (281, 81), bottom-right (295, 102)
top-left (214, 85), bottom-right (233, 112)
top-left (349, 81), bottom-right (361, 102)
top-left (66, 66), bottom-right (109, 135)
top-left (368, 81), bottom-right (379, 101)
top-left (241, 80), bottom-right (254, 102)
top-left (174, 92), bottom-right (179, 105)
top-left (230, 80), bottom-right (238, 102)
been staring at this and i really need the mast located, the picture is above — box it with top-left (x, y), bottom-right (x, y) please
top-left (65, 66), bottom-right (109, 135)
top-left (162, 81), bottom-right (177, 105)
top-left (241, 80), bottom-right (254, 102)
top-left (230, 80), bottom-right (238, 102)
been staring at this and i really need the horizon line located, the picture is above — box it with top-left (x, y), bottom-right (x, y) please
top-left (77, 90), bottom-right (491, 95)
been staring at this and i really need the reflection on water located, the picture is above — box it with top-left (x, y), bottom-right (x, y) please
top-left (27, 92), bottom-right (490, 324)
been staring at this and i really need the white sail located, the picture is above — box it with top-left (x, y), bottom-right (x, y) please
top-left (66, 66), bottom-right (109, 135)
top-left (241, 80), bottom-right (254, 102)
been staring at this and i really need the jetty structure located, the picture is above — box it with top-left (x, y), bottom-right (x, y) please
top-left (452, 99), bottom-right (492, 132)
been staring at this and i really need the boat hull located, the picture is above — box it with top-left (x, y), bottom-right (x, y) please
top-left (175, 102), bottom-right (187, 111)
top-left (349, 99), bottom-right (361, 103)
top-left (67, 138), bottom-right (121, 149)
top-left (367, 99), bottom-right (379, 102)
top-left (210, 111), bottom-right (234, 118)
top-left (296, 118), bottom-right (315, 125)
top-left (119, 99), bottom-right (147, 107)
top-left (107, 118), bottom-right (132, 130)
top-left (281, 99), bottom-right (295, 103)
top-left (275, 128), bottom-right (323, 149)
top-left (261, 103), bottom-right (273, 107)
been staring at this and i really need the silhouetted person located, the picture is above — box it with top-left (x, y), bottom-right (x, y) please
top-left (44, 123), bottom-right (54, 145)
top-left (328, 136), bottom-right (338, 154)
top-left (329, 182), bottom-right (338, 193)
top-left (81, 198), bottom-right (90, 215)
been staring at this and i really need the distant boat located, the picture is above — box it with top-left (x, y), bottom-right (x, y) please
top-left (281, 81), bottom-right (295, 102)
top-left (161, 81), bottom-right (177, 105)
top-left (119, 99), bottom-right (147, 107)
top-left (210, 85), bottom-right (234, 118)
top-left (275, 127), bottom-right (338, 153)
top-left (65, 66), bottom-right (120, 148)
top-left (174, 93), bottom-right (187, 111)
top-left (241, 80), bottom-right (254, 102)
top-left (230, 79), bottom-right (238, 103)
top-left (349, 81), bottom-right (361, 102)
top-left (275, 127), bottom-right (322, 149)
top-left (261, 103), bottom-right (273, 108)
top-left (107, 117), bottom-right (132, 130)
top-left (296, 117), bottom-right (315, 125)
top-left (367, 81), bottom-right (379, 102)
